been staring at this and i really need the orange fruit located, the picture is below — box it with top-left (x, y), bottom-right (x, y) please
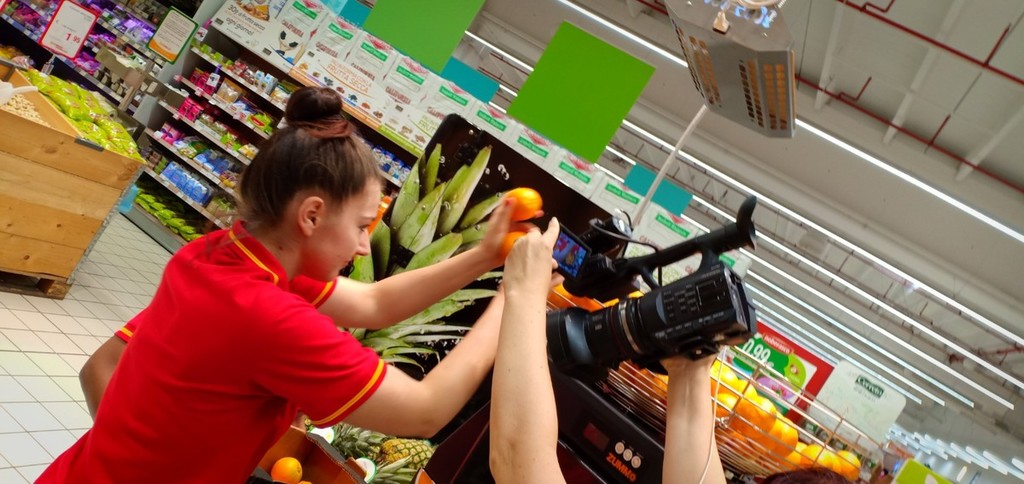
top-left (784, 449), bottom-right (808, 469)
top-left (763, 417), bottom-right (799, 456)
top-left (836, 450), bottom-right (861, 479)
top-left (270, 457), bottom-right (303, 484)
top-left (714, 391), bottom-right (739, 418)
top-left (506, 187), bottom-right (543, 221)
top-left (802, 444), bottom-right (838, 470)
top-left (733, 394), bottom-right (777, 437)
top-left (500, 231), bottom-right (527, 258)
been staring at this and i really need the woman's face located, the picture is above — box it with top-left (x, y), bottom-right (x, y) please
top-left (300, 180), bottom-right (381, 281)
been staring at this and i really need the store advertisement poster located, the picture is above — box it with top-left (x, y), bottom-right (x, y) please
top-left (894, 459), bottom-right (952, 484)
top-left (809, 361), bottom-right (907, 444)
top-left (406, 80), bottom-right (476, 147)
top-left (468, 100), bottom-right (519, 146)
top-left (380, 56), bottom-right (438, 149)
top-left (731, 322), bottom-right (833, 414)
top-left (546, 150), bottom-right (608, 198)
top-left (40, 0), bottom-right (97, 59)
top-left (212, 0), bottom-right (326, 71)
top-left (147, 8), bottom-right (198, 63)
top-left (292, 14), bottom-right (361, 87)
top-left (511, 125), bottom-right (560, 167)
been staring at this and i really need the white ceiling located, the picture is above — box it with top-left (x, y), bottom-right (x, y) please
top-left (458, 0), bottom-right (1024, 462)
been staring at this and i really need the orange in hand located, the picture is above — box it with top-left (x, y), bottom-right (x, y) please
top-left (270, 457), bottom-right (303, 484)
top-left (506, 188), bottom-right (543, 221)
top-left (500, 231), bottom-right (527, 259)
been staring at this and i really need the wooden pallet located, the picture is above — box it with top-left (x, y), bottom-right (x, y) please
top-left (0, 269), bottom-right (72, 300)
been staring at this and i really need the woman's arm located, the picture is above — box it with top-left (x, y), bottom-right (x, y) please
top-left (662, 355), bottom-right (727, 484)
top-left (488, 220), bottom-right (565, 484)
top-left (80, 336), bottom-right (127, 418)
top-left (319, 199), bottom-right (519, 329)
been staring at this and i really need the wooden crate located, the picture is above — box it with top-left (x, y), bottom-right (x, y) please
top-left (0, 68), bottom-right (141, 298)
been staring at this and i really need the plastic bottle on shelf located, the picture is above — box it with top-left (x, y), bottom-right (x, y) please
top-left (117, 184), bottom-right (140, 214)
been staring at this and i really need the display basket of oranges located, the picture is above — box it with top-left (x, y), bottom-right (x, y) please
top-left (606, 349), bottom-right (880, 480)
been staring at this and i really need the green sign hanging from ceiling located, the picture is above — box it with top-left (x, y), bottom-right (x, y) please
top-left (507, 22), bottom-right (655, 162)
top-left (362, 0), bottom-right (485, 72)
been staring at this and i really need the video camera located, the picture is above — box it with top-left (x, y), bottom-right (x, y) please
top-left (547, 196), bottom-right (760, 375)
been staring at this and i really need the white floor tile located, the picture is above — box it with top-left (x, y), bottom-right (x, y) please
top-left (0, 432), bottom-right (51, 466)
top-left (58, 355), bottom-right (88, 373)
top-left (78, 302), bottom-right (116, 320)
top-left (0, 468), bottom-right (29, 483)
top-left (66, 335), bottom-right (99, 355)
top-left (103, 320), bottom-right (124, 332)
top-left (41, 403), bottom-right (91, 431)
top-left (10, 311), bottom-right (58, 333)
top-left (13, 377), bottom-right (71, 402)
top-left (69, 429), bottom-right (87, 439)
top-left (0, 309), bottom-right (27, 331)
top-left (0, 377), bottom-right (33, 403)
top-left (50, 378), bottom-right (85, 402)
top-left (0, 295), bottom-right (34, 312)
top-left (72, 272), bottom-right (102, 290)
top-left (110, 306), bottom-right (139, 322)
top-left (16, 463), bottom-right (48, 481)
top-left (120, 267), bottom-right (147, 283)
top-left (44, 315), bottom-right (89, 336)
top-left (35, 333), bottom-right (82, 355)
top-left (0, 353), bottom-right (43, 376)
top-left (54, 300), bottom-right (94, 319)
top-left (70, 317), bottom-right (110, 338)
top-left (84, 288), bottom-right (120, 307)
top-left (67, 286), bottom-right (99, 303)
top-left (25, 354), bottom-right (76, 377)
top-left (0, 334), bottom-right (18, 352)
top-left (0, 330), bottom-right (51, 353)
top-left (1, 404), bottom-right (62, 432)
top-left (22, 298), bottom-right (66, 317)
top-left (112, 291), bottom-right (141, 308)
top-left (96, 263), bottom-right (127, 280)
top-left (30, 430), bottom-right (76, 458)
top-left (0, 453), bottom-right (8, 467)
top-left (94, 277), bottom-right (127, 293)
top-left (0, 407), bottom-right (22, 433)
top-left (85, 252), bottom-right (109, 265)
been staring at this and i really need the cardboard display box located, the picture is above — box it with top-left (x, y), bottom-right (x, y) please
top-left (250, 426), bottom-right (368, 484)
top-left (0, 67), bottom-right (141, 297)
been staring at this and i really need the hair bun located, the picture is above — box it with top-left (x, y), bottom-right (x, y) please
top-left (284, 87), bottom-right (354, 139)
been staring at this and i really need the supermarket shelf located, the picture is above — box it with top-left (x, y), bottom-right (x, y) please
top-left (156, 100), bottom-right (252, 166)
top-left (94, 17), bottom-right (163, 66)
top-left (141, 167), bottom-right (229, 229)
top-left (124, 203), bottom-right (186, 253)
top-left (189, 47), bottom-right (286, 112)
top-left (1, 13), bottom-right (41, 41)
top-left (177, 76), bottom-right (272, 140)
top-left (144, 129), bottom-right (241, 200)
top-left (13, 0), bottom-right (50, 21)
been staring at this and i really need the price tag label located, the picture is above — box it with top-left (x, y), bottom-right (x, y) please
top-left (39, 0), bottom-right (97, 59)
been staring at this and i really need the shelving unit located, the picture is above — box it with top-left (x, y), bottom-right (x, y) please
top-left (141, 167), bottom-right (229, 229)
top-left (124, 203), bottom-right (186, 252)
top-left (189, 47), bottom-right (286, 112)
top-left (156, 100), bottom-right (253, 166)
top-left (93, 16), bottom-right (164, 67)
top-left (144, 129), bottom-right (240, 199)
top-left (177, 76), bottom-right (272, 140)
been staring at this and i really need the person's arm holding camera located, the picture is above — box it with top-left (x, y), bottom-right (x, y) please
top-left (661, 355), bottom-right (728, 484)
top-left (490, 219), bottom-right (566, 484)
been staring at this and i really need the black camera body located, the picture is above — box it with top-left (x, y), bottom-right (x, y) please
top-left (547, 197), bottom-right (760, 375)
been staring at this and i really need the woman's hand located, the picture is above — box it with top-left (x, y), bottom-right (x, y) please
top-left (661, 352), bottom-right (717, 383)
top-left (476, 196), bottom-right (544, 269)
top-left (502, 218), bottom-right (560, 300)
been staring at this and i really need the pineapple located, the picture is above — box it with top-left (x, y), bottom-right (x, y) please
top-left (377, 438), bottom-right (436, 470)
top-left (332, 423), bottom-right (387, 461)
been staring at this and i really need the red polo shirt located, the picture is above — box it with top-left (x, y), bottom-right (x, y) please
top-left (39, 222), bottom-right (386, 483)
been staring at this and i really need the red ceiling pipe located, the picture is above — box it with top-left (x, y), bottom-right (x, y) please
top-left (796, 76), bottom-right (1024, 195)
top-left (949, 345), bottom-right (1024, 365)
top-left (839, 0), bottom-right (1022, 87)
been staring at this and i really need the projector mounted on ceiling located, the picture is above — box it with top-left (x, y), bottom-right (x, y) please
top-left (665, 0), bottom-right (796, 138)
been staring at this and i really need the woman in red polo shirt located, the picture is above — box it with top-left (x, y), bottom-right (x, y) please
top-left (40, 87), bottom-right (522, 483)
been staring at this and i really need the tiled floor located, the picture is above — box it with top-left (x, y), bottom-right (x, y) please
top-left (0, 215), bottom-right (168, 482)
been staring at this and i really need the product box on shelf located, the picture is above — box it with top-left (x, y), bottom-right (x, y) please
top-left (291, 14), bottom-right (361, 87)
top-left (510, 125), bottom-right (560, 168)
top-left (546, 150), bottom-right (608, 198)
top-left (250, 426), bottom-right (367, 484)
top-left (625, 206), bottom-right (701, 284)
top-left (592, 178), bottom-right (643, 218)
top-left (211, 0), bottom-right (326, 71)
top-left (0, 69), bottom-right (141, 296)
top-left (403, 80), bottom-right (477, 150)
top-left (466, 100), bottom-right (520, 146)
top-left (380, 55), bottom-right (438, 142)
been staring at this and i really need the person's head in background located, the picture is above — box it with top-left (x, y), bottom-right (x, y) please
top-left (239, 87), bottom-right (382, 282)
top-left (763, 467), bottom-right (851, 483)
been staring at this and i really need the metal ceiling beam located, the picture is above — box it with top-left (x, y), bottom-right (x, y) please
top-left (814, 2), bottom-right (846, 110)
top-left (882, 0), bottom-right (966, 145)
top-left (955, 103), bottom-right (1024, 181)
